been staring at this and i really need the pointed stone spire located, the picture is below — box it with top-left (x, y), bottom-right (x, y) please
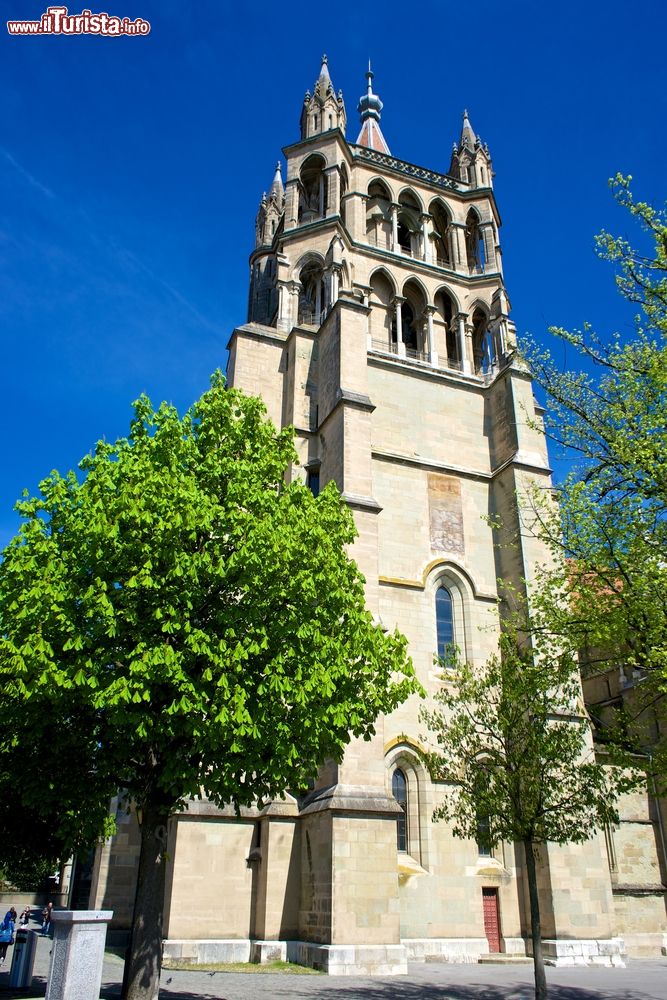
top-left (255, 161), bottom-right (285, 247)
top-left (460, 109), bottom-right (476, 149)
top-left (449, 109), bottom-right (493, 190)
top-left (300, 57), bottom-right (347, 139)
top-left (269, 161), bottom-right (283, 200)
top-left (315, 54), bottom-right (332, 95)
top-left (356, 62), bottom-right (391, 154)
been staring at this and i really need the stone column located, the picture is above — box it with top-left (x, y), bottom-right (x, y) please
top-left (315, 280), bottom-right (322, 323)
top-left (497, 317), bottom-right (508, 359)
top-left (457, 313), bottom-right (471, 373)
top-left (291, 284), bottom-right (300, 327)
top-left (324, 165), bottom-right (340, 217)
top-left (420, 213), bottom-right (432, 263)
top-left (390, 203), bottom-right (399, 251)
top-left (318, 174), bottom-right (325, 218)
top-left (348, 193), bottom-right (366, 243)
top-left (482, 223), bottom-right (495, 272)
top-left (465, 320), bottom-right (475, 373)
top-left (447, 227), bottom-right (457, 269)
top-left (329, 265), bottom-right (341, 308)
top-left (284, 178), bottom-right (299, 230)
top-left (453, 224), bottom-right (466, 272)
top-left (393, 296), bottom-right (406, 357)
top-left (488, 320), bottom-right (500, 372)
top-left (277, 280), bottom-right (291, 331)
top-left (424, 305), bottom-right (438, 366)
top-left (45, 911), bottom-right (113, 1000)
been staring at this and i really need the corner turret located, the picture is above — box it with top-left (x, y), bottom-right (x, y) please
top-left (255, 161), bottom-right (285, 248)
top-left (449, 110), bottom-right (493, 189)
top-left (300, 56), bottom-right (347, 140)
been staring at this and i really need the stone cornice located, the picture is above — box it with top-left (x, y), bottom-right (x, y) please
top-left (299, 783), bottom-right (402, 818)
top-left (342, 492), bottom-right (383, 514)
top-left (226, 323), bottom-right (287, 352)
top-left (348, 238), bottom-right (502, 285)
top-left (318, 387), bottom-right (376, 434)
top-left (371, 447), bottom-right (551, 482)
top-left (351, 144), bottom-right (463, 193)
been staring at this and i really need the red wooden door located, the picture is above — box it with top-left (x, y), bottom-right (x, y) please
top-left (482, 888), bottom-right (501, 953)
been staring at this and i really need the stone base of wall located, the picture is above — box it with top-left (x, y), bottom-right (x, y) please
top-left (286, 941), bottom-right (408, 975)
top-left (404, 938), bottom-right (487, 963)
top-left (534, 938), bottom-right (626, 967)
top-left (163, 938), bottom-right (408, 974)
top-left (164, 935), bottom-right (635, 971)
top-left (163, 939), bottom-right (252, 965)
top-left (403, 937), bottom-right (526, 963)
top-left (251, 940), bottom-right (288, 963)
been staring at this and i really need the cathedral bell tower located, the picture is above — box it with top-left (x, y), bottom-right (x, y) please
top-left (224, 58), bottom-right (619, 975)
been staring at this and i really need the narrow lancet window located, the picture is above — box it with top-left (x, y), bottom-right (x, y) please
top-left (436, 586), bottom-right (454, 660)
top-left (392, 768), bottom-right (408, 852)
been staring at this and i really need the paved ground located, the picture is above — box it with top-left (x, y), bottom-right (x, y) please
top-left (0, 935), bottom-right (664, 1000)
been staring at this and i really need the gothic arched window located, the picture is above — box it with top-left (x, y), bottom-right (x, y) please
top-left (392, 768), bottom-right (408, 852)
top-left (430, 200), bottom-right (452, 267)
top-left (298, 259), bottom-right (326, 325)
top-left (465, 209), bottom-right (486, 272)
top-left (298, 154), bottom-right (327, 224)
top-left (436, 585), bottom-right (454, 660)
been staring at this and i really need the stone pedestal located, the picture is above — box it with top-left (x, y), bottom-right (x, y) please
top-left (45, 910), bottom-right (113, 1000)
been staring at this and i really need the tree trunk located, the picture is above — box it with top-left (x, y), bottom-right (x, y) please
top-left (523, 837), bottom-right (547, 1000)
top-left (122, 799), bottom-right (171, 1000)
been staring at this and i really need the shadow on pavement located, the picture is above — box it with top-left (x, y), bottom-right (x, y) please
top-left (152, 979), bottom-right (660, 1000)
top-left (0, 971), bottom-right (661, 1000)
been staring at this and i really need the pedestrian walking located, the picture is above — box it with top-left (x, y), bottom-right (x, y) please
top-left (0, 909), bottom-right (15, 966)
top-left (41, 901), bottom-right (53, 936)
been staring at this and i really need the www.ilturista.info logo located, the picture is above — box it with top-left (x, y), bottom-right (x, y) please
top-left (7, 6), bottom-right (150, 35)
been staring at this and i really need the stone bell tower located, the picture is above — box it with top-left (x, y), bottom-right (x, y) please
top-left (87, 59), bottom-right (660, 970)
top-left (225, 55), bottom-right (626, 973)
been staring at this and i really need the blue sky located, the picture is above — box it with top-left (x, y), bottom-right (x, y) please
top-left (1, 0), bottom-right (665, 547)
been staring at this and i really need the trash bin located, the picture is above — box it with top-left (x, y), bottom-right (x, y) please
top-left (9, 927), bottom-right (38, 988)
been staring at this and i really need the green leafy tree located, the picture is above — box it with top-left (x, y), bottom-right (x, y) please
top-left (420, 624), bottom-right (635, 1000)
top-left (523, 176), bottom-right (667, 767)
top-left (0, 374), bottom-right (416, 1000)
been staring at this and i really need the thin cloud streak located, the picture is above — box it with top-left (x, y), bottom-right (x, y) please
top-left (1, 147), bottom-right (55, 200)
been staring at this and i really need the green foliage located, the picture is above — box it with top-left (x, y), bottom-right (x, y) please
top-left (420, 626), bottom-right (633, 849)
top-left (0, 856), bottom-right (54, 894)
top-left (0, 754), bottom-right (60, 890)
top-left (0, 373), bottom-right (416, 851)
top-left (522, 176), bottom-right (667, 757)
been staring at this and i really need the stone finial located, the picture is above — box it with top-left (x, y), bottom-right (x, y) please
top-left (316, 55), bottom-right (332, 94)
top-left (460, 109), bottom-right (476, 149)
top-left (269, 161), bottom-right (283, 200)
